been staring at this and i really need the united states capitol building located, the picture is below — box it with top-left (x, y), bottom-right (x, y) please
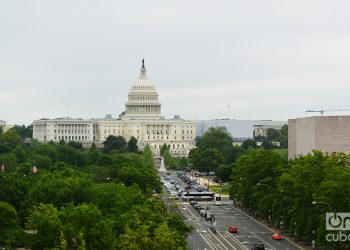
top-left (33, 60), bottom-right (196, 156)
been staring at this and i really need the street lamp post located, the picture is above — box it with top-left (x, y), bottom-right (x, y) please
top-left (257, 182), bottom-right (272, 223)
top-left (311, 200), bottom-right (334, 250)
top-left (280, 216), bottom-right (283, 234)
top-left (268, 209), bottom-right (271, 227)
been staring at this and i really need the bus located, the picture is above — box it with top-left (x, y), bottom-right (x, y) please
top-left (182, 191), bottom-right (215, 201)
top-left (214, 194), bottom-right (222, 205)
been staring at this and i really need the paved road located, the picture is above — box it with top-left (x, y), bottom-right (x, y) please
top-left (165, 172), bottom-right (303, 250)
top-left (178, 202), bottom-right (302, 250)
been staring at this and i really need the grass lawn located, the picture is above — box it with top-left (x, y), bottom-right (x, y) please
top-left (210, 184), bottom-right (232, 196)
top-left (272, 148), bottom-right (288, 159)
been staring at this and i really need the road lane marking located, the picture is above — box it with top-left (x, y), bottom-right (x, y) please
top-left (207, 230), bottom-right (232, 250)
top-left (251, 232), bottom-right (276, 250)
top-left (198, 230), bottom-right (216, 250)
top-left (223, 232), bottom-right (249, 250)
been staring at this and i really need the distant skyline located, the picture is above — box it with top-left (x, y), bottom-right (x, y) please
top-left (1, 0), bottom-right (350, 125)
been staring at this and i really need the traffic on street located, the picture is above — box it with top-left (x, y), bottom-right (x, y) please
top-left (161, 171), bottom-right (303, 250)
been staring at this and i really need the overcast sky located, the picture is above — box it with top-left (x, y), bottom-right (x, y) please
top-left (1, 0), bottom-right (350, 125)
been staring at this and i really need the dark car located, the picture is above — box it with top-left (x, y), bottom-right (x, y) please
top-left (251, 243), bottom-right (265, 250)
top-left (193, 204), bottom-right (201, 210)
top-left (190, 201), bottom-right (198, 206)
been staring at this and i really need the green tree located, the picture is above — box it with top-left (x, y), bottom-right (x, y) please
top-left (91, 183), bottom-right (144, 217)
top-left (266, 128), bottom-right (280, 141)
top-left (143, 144), bottom-right (155, 168)
top-left (13, 146), bottom-right (27, 163)
top-left (215, 165), bottom-right (233, 182)
top-left (27, 203), bottom-right (62, 249)
top-left (104, 135), bottom-right (126, 152)
top-left (27, 171), bottom-right (93, 209)
top-left (230, 149), bottom-right (285, 215)
top-left (31, 154), bottom-right (52, 170)
top-left (277, 124), bottom-right (288, 148)
top-left (87, 144), bottom-right (100, 165)
top-left (197, 127), bottom-right (233, 163)
top-left (28, 203), bottom-right (115, 250)
top-left (127, 136), bottom-right (139, 153)
top-left (153, 222), bottom-right (178, 250)
top-left (261, 141), bottom-right (275, 150)
top-left (1, 128), bottom-right (22, 149)
top-left (13, 124), bottom-right (33, 139)
top-left (0, 153), bottom-right (18, 172)
top-left (112, 153), bottom-right (160, 193)
top-left (189, 148), bottom-right (224, 175)
top-left (0, 172), bottom-right (32, 224)
top-left (0, 201), bottom-right (24, 246)
top-left (68, 141), bottom-right (83, 149)
top-left (224, 145), bottom-right (243, 164)
top-left (160, 144), bottom-right (176, 169)
top-left (241, 139), bottom-right (257, 151)
top-left (59, 203), bottom-right (115, 250)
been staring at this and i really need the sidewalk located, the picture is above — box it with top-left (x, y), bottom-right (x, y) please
top-left (231, 203), bottom-right (314, 250)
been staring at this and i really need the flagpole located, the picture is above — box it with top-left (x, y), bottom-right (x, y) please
top-left (227, 105), bottom-right (231, 119)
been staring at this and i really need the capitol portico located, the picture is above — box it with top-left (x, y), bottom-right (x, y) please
top-left (33, 60), bottom-right (196, 156)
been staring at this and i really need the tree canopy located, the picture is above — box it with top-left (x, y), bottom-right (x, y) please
top-left (230, 150), bottom-right (350, 249)
top-left (0, 129), bottom-right (189, 249)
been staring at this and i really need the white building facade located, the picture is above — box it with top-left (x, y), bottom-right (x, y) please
top-left (196, 119), bottom-right (287, 141)
top-left (33, 61), bottom-right (196, 156)
top-left (0, 120), bottom-right (13, 133)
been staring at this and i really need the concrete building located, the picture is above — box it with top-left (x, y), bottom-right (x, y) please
top-left (288, 116), bottom-right (350, 159)
top-left (196, 119), bottom-right (286, 141)
top-left (0, 120), bottom-right (13, 133)
top-left (33, 60), bottom-right (196, 156)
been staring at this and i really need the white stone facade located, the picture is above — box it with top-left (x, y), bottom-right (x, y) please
top-left (33, 118), bottom-right (94, 143)
top-left (33, 61), bottom-right (196, 156)
top-left (0, 120), bottom-right (13, 133)
top-left (196, 119), bottom-right (286, 140)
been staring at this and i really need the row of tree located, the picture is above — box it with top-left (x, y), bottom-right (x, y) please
top-left (229, 148), bottom-right (350, 249)
top-left (188, 126), bottom-right (349, 248)
top-left (189, 127), bottom-right (262, 181)
top-left (0, 127), bottom-right (190, 249)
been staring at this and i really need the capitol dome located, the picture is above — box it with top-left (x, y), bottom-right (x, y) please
top-left (122, 60), bottom-right (164, 120)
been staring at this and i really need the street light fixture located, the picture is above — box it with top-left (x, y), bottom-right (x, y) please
top-left (311, 201), bottom-right (332, 212)
top-left (312, 200), bottom-right (336, 219)
top-left (311, 201), bottom-right (334, 250)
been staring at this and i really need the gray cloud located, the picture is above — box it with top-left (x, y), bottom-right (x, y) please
top-left (1, 0), bottom-right (350, 124)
